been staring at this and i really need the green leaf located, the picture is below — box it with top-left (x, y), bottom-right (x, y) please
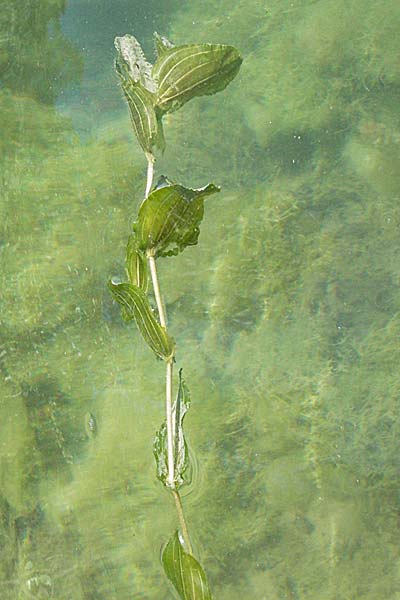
top-left (152, 40), bottom-right (242, 114)
top-left (126, 234), bottom-right (148, 292)
top-left (162, 531), bottom-right (213, 600)
top-left (154, 369), bottom-right (191, 489)
top-left (108, 281), bottom-right (175, 361)
top-left (119, 80), bottom-right (165, 154)
top-left (135, 178), bottom-right (220, 258)
top-left (114, 35), bottom-right (165, 153)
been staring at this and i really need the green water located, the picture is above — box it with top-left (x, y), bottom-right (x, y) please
top-left (1, 0), bottom-right (400, 598)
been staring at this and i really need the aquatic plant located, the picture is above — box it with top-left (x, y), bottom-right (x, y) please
top-left (2, 1), bottom-right (399, 596)
top-left (109, 32), bottom-right (242, 598)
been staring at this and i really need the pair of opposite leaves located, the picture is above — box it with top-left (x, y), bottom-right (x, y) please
top-left (114, 32), bottom-right (242, 154)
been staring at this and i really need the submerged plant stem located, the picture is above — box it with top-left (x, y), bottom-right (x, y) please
top-left (148, 252), bottom-right (193, 551)
top-left (173, 489), bottom-right (193, 555)
top-left (148, 255), bottom-right (174, 483)
top-left (148, 255), bottom-right (166, 328)
top-left (145, 152), bottom-right (155, 198)
top-left (166, 359), bottom-right (175, 488)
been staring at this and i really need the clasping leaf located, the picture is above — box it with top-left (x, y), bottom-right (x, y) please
top-left (135, 178), bottom-right (220, 258)
top-left (154, 369), bottom-right (191, 489)
top-left (153, 39), bottom-right (242, 115)
top-left (108, 280), bottom-right (175, 361)
top-left (162, 531), bottom-right (213, 600)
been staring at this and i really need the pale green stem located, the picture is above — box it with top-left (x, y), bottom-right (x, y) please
top-left (166, 359), bottom-right (175, 489)
top-left (145, 152), bottom-right (155, 198)
top-left (148, 254), bottom-right (174, 488)
top-left (173, 489), bottom-right (193, 554)
top-left (146, 177), bottom-right (192, 554)
top-left (148, 255), bottom-right (166, 328)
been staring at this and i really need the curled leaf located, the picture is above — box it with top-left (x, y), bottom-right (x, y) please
top-left (126, 234), bottom-right (148, 292)
top-left (115, 35), bottom-right (157, 93)
top-left (114, 35), bottom-right (165, 153)
top-left (162, 531), bottom-right (213, 600)
top-left (154, 369), bottom-right (191, 489)
top-left (108, 281), bottom-right (175, 361)
top-left (153, 40), bottom-right (242, 114)
top-left (135, 178), bottom-right (220, 257)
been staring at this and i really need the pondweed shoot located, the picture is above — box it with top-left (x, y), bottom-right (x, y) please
top-left (109, 32), bottom-right (242, 598)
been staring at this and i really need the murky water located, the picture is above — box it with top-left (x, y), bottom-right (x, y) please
top-left (1, 1), bottom-right (400, 598)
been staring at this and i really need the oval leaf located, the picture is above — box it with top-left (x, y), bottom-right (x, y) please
top-left (114, 36), bottom-right (165, 153)
top-left (135, 179), bottom-right (220, 257)
top-left (162, 531), bottom-right (213, 600)
top-left (153, 42), bottom-right (242, 114)
top-left (126, 234), bottom-right (148, 292)
top-left (108, 281), bottom-right (175, 361)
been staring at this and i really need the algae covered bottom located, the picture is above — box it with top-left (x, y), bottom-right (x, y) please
top-left (1, 0), bottom-right (400, 598)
